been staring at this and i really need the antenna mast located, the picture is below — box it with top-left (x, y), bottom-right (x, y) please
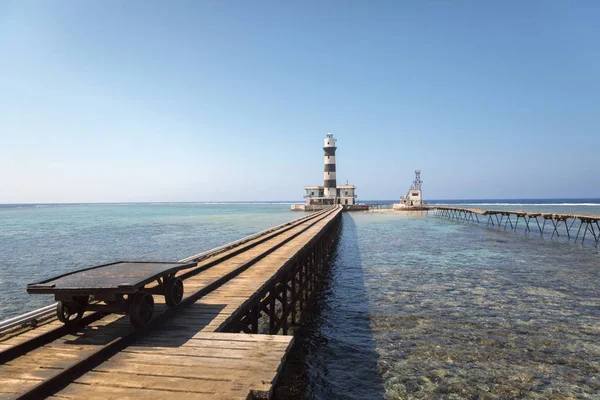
top-left (411, 170), bottom-right (422, 190)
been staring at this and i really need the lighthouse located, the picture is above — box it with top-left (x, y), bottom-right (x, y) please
top-left (323, 133), bottom-right (337, 199)
top-left (291, 133), bottom-right (358, 211)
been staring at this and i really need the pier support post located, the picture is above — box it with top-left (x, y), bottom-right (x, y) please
top-left (551, 218), bottom-right (560, 238)
top-left (281, 278), bottom-right (288, 335)
top-left (269, 284), bottom-right (276, 334)
top-left (251, 303), bottom-right (259, 334)
top-left (223, 209), bottom-right (342, 335)
top-left (291, 269), bottom-right (297, 325)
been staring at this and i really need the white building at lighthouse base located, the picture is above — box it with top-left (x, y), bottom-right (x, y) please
top-left (291, 185), bottom-right (357, 211)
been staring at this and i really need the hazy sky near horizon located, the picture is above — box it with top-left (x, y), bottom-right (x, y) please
top-left (1, 1), bottom-right (599, 203)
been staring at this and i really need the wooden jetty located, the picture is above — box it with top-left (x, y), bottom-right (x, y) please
top-left (0, 205), bottom-right (343, 399)
top-left (428, 206), bottom-right (600, 246)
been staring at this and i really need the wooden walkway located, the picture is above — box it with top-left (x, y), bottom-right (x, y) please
top-left (48, 333), bottom-right (292, 400)
top-left (0, 206), bottom-right (343, 399)
top-left (429, 206), bottom-right (600, 246)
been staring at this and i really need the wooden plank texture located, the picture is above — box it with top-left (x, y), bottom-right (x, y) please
top-left (2, 207), bottom-right (341, 400)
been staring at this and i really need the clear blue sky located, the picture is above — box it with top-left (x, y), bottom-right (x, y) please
top-left (1, 1), bottom-right (598, 203)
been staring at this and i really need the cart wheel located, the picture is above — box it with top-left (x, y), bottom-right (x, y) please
top-left (165, 277), bottom-right (184, 307)
top-left (56, 301), bottom-right (85, 325)
top-left (129, 292), bottom-right (154, 328)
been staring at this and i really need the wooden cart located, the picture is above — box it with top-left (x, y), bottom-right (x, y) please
top-left (27, 261), bottom-right (196, 328)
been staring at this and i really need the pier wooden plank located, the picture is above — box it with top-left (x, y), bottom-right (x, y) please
top-left (49, 383), bottom-right (238, 399)
top-left (54, 332), bottom-right (294, 399)
top-left (2, 206), bottom-right (342, 400)
top-left (81, 210), bottom-right (338, 398)
top-left (0, 319), bottom-right (63, 346)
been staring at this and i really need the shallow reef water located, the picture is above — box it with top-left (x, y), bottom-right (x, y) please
top-left (2, 204), bottom-right (599, 399)
top-left (277, 212), bottom-right (600, 399)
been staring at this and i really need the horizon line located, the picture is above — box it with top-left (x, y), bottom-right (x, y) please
top-left (2, 197), bottom-right (600, 206)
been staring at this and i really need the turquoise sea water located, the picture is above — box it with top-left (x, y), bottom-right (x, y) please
top-left (0, 203), bottom-right (300, 319)
top-left (2, 202), bottom-right (599, 399)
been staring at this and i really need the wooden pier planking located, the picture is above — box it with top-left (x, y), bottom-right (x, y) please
top-left (0, 313), bottom-right (132, 396)
top-left (196, 215), bottom-right (336, 332)
top-left (63, 210), bottom-right (340, 399)
top-left (0, 206), bottom-right (342, 399)
top-left (50, 333), bottom-right (294, 400)
top-left (0, 318), bottom-right (64, 348)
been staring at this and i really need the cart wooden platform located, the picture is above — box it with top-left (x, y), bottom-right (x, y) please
top-left (27, 261), bottom-right (197, 328)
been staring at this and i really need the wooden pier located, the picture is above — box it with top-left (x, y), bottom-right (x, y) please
top-left (429, 206), bottom-right (600, 246)
top-left (0, 205), bottom-right (343, 399)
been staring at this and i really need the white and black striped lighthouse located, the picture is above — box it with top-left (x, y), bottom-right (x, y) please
top-left (292, 133), bottom-right (356, 211)
top-left (323, 133), bottom-right (337, 199)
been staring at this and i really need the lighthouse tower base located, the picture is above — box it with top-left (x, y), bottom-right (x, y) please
top-left (291, 203), bottom-right (369, 212)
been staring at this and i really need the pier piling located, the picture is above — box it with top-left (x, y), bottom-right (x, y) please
top-left (429, 206), bottom-right (600, 247)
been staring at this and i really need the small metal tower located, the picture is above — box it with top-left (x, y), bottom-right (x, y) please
top-left (411, 170), bottom-right (422, 190)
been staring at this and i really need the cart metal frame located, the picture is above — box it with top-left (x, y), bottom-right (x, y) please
top-left (27, 261), bottom-right (196, 328)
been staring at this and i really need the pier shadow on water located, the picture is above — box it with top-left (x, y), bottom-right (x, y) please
top-left (275, 214), bottom-right (386, 400)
